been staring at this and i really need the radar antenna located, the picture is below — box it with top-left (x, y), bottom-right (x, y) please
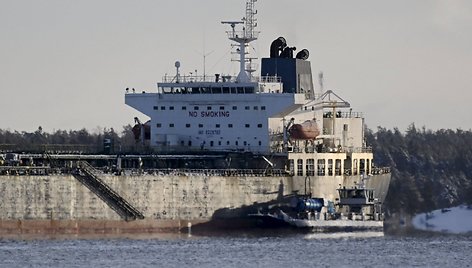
top-left (221, 0), bottom-right (259, 83)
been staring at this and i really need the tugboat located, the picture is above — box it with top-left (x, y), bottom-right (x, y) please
top-left (250, 186), bottom-right (384, 232)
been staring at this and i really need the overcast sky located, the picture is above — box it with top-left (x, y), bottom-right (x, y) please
top-left (1, 0), bottom-right (471, 133)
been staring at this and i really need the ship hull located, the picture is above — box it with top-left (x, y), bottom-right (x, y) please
top-left (0, 172), bottom-right (390, 236)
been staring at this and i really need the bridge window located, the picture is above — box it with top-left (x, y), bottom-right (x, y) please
top-left (207, 106), bottom-right (212, 110)
top-left (306, 159), bottom-right (315, 176)
top-left (182, 106), bottom-right (187, 110)
top-left (198, 124), bottom-right (203, 128)
top-left (253, 106), bottom-right (258, 110)
top-left (245, 106), bottom-right (250, 110)
top-left (186, 124), bottom-right (191, 128)
top-left (297, 159), bottom-right (303, 176)
top-left (156, 123), bottom-right (162, 128)
top-left (261, 106), bottom-right (266, 111)
top-left (257, 124), bottom-right (263, 128)
top-left (194, 106), bottom-right (199, 110)
top-left (245, 124), bottom-right (250, 128)
top-left (228, 124), bottom-right (233, 128)
top-left (317, 159), bottom-right (325, 176)
top-left (169, 123), bottom-right (174, 128)
top-left (169, 106), bottom-right (174, 110)
top-left (153, 106), bottom-right (158, 110)
top-left (161, 106), bottom-right (166, 110)
top-left (220, 106), bottom-right (225, 110)
top-left (232, 106), bottom-right (237, 110)
top-left (216, 124), bottom-right (220, 128)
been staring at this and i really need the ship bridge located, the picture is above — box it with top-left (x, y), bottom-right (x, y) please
top-left (124, 0), bottom-right (317, 153)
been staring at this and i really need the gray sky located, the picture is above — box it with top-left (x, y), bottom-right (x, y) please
top-left (1, 0), bottom-right (471, 133)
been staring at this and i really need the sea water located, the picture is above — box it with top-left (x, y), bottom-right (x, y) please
top-left (0, 233), bottom-right (470, 267)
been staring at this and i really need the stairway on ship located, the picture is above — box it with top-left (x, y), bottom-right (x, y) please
top-left (73, 161), bottom-right (145, 221)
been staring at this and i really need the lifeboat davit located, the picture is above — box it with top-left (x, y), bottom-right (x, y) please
top-left (288, 120), bottom-right (320, 140)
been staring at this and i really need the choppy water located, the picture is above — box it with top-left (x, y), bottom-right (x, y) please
top-left (0, 232), bottom-right (471, 268)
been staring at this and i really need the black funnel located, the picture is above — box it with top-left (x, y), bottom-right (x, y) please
top-left (270, 37), bottom-right (287, 58)
top-left (296, 49), bottom-right (309, 60)
top-left (280, 46), bottom-right (296, 58)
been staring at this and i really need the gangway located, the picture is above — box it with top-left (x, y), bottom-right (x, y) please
top-left (73, 161), bottom-right (145, 221)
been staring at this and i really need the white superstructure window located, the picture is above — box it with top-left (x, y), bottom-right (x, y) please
top-left (186, 124), bottom-right (191, 128)
top-left (156, 123), bottom-right (162, 128)
top-left (257, 124), bottom-right (262, 128)
top-left (317, 160), bottom-right (325, 176)
top-left (306, 159), bottom-right (315, 176)
top-left (169, 123), bottom-right (174, 128)
top-left (220, 106), bottom-right (225, 110)
top-left (245, 106), bottom-right (250, 110)
top-left (328, 159), bottom-right (333, 176)
top-left (228, 124), bottom-right (233, 128)
top-left (182, 106), bottom-right (187, 110)
top-left (194, 106), bottom-right (199, 110)
top-left (216, 124), bottom-right (220, 128)
top-left (169, 106), bottom-right (174, 110)
top-left (261, 106), bottom-right (266, 111)
top-left (245, 124), bottom-right (250, 128)
top-left (198, 124), bottom-right (203, 128)
top-left (297, 159), bottom-right (303, 176)
top-left (232, 106), bottom-right (237, 110)
top-left (335, 159), bottom-right (342, 176)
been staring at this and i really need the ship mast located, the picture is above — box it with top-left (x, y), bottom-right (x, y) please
top-left (222, 0), bottom-right (259, 83)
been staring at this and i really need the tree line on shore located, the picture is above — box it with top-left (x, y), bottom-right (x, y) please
top-left (0, 125), bottom-right (136, 152)
top-left (365, 124), bottom-right (472, 214)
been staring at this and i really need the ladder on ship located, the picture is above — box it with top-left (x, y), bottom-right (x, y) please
top-left (73, 161), bottom-right (145, 221)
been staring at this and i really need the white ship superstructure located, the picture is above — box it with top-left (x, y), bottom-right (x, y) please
top-left (126, 0), bottom-right (315, 154)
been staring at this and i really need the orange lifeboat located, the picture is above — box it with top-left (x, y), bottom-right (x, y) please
top-left (288, 120), bottom-right (320, 140)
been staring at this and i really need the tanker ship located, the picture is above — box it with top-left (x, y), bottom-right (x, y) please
top-left (0, 0), bottom-right (390, 236)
